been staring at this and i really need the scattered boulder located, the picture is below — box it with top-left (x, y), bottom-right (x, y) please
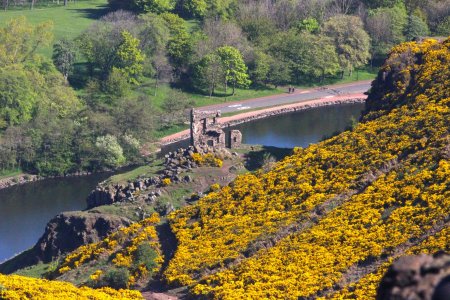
top-left (377, 253), bottom-right (450, 300)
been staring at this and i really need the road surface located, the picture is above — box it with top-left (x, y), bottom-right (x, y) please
top-left (198, 80), bottom-right (372, 114)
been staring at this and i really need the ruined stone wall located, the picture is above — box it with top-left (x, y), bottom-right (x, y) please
top-left (229, 130), bottom-right (242, 148)
top-left (190, 109), bottom-right (227, 151)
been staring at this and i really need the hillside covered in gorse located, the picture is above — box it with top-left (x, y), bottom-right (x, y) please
top-left (1, 38), bottom-right (449, 299)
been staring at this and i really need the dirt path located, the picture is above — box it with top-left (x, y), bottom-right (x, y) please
top-left (160, 93), bottom-right (367, 145)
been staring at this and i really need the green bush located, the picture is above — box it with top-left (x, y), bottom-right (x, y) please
top-left (102, 267), bottom-right (130, 289)
top-left (134, 242), bottom-right (158, 273)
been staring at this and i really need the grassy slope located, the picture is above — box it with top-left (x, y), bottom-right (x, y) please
top-left (0, 0), bottom-right (109, 57)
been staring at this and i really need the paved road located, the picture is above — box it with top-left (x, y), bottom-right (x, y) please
top-left (199, 80), bottom-right (372, 114)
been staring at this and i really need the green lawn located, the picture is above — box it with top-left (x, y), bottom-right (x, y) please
top-left (137, 66), bottom-right (377, 111)
top-left (0, 0), bottom-right (109, 57)
top-left (104, 160), bottom-right (165, 185)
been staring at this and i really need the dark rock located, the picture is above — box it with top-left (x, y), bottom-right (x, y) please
top-left (377, 253), bottom-right (450, 300)
top-left (34, 212), bottom-right (131, 263)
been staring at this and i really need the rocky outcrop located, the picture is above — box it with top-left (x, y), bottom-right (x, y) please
top-left (35, 211), bottom-right (131, 262)
top-left (86, 146), bottom-right (218, 208)
top-left (0, 174), bottom-right (40, 190)
top-left (377, 253), bottom-right (450, 300)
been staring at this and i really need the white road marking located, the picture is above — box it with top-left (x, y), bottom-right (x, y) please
top-left (228, 104), bottom-right (242, 108)
top-left (236, 106), bottom-right (251, 110)
top-left (324, 95), bottom-right (335, 99)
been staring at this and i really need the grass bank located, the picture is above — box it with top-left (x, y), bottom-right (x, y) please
top-left (0, 0), bottom-right (109, 57)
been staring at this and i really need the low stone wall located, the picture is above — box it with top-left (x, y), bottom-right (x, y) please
top-left (161, 97), bottom-right (366, 146)
top-left (220, 98), bottom-right (366, 127)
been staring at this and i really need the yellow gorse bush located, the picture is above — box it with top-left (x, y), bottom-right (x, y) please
top-left (0, 273), bottom-right (143, 299)
top-left (56, 213), bottom-right (163, 287)
top-left (191, 152), bottom-right (223, 167)
top-left (162, 37), bottom-right (450, 298)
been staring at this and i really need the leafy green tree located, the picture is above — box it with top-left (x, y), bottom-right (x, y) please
top-left (216, 46), bottom-right (250, 95)
top-left (366, 4), bottom-right (408, 59)
top-left (306, 34), bottom-right (340, 81)
top-left (138, 13), bottom-right (170, 57)
top-left (435, 16), bottom-right (450, 36)
top-left (29, 109), bottom-right (77, 176)
top-left (95, 134), bottom-right (126, 168)
top-left (296, 18), bottom-right (320, 33)
top-left (52, 38), bottom-right (76, 82)
top-left (270, 31), bottom-right (339, 83)
top-left (103, 68), bottom-right (131, 98)
top-left (116, 31), bottom-right (145, 84)
top-left (120, 96), bottom-right (156, 136)
top-left (77, 11), bottom-right (139, 80)
top-left (0, 17), bottom-right (53, 67)
top-left (404, 14), bottom-right (430, 40)
top-left (0, 67), bottom-right (37, 126)
top-left (323, 15), bottom-right (371, 76)
top-left (161, 13), bottom-right (193, 70)
top-left (250, 51), bottom-right (271, 86)
top-left (182, 0), bottom-right (207, 18)
top-left (135, 0), bottom-right (176, 13)
top-left (193, 52), bottom-right (223, 97)
top-left (268, 60), bottom-right (291, 88)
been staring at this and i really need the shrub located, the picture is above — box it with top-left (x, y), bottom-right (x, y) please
top-left (134, 243), bottom-right (159, 274)
top-left (102, 268), bottom-right (130, 289)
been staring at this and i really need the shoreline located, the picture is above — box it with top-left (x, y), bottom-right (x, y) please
top-left (160, 93), bottom-right (367, 146)
top-left (1, 94), bottom-right (366, 191)
top-left (0, 171), bottom-right (96, 191)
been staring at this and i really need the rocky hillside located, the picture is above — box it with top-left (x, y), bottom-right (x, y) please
top-left (163, 38), bottom-right (450, 298)
top-left (1, 38), bottom-right (449, 299)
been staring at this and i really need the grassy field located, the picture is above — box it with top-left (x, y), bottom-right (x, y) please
top-left (104, 160), bottom-right (165, 185)
top-left (0, 0), bottom-right (109, 57)
top-left (137, 66), bottom-right (377, 109)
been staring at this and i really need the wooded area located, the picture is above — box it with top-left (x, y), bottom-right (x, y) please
top-left (0, 0), bottom-right (449, 176)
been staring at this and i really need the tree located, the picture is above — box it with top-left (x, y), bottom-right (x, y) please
top-left (77, 11), bottom-right (139, 80)
top-left (271, 31), bottom-right (339, 82)
top-left (423, 0), bottom-right (450, 34)
top-left (216, 46), bottom-right (250, 95)
top-left (193, 52), bottom-right (223, 97)
top-left (0, 17), bottom-right (53, 67)
top-left (161, 89), bottom-right (193, 125)
top-left (323, 15), bottom-right (371, 76)
top-left (404, 14), bottom-right (430, 40)
top-left (52, 38), bottom-right (76, 82)
top-left (161, 13), bottom-right (193, 70)
top-left (181, 0), bottom-right (207, 18)
top-left (115, 31), bottom-right (145, 84)
top-left (197, 19), bottom-right (250, 60)
top-left (135, 0), bottom-right (176, 13)
top-left (250, 51), bottom-right (271, 86)
top-left (296, 18), bottom-right (320, 33)
top-left (0, 66), bottom-right (37, 126)
top-left (95, 135), bottom-right (126, 168)
top-left (366, 4), bottom-right (408, 60)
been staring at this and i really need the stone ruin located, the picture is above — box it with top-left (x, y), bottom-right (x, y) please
top-left (190, 109), bottom-right (242, 151)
